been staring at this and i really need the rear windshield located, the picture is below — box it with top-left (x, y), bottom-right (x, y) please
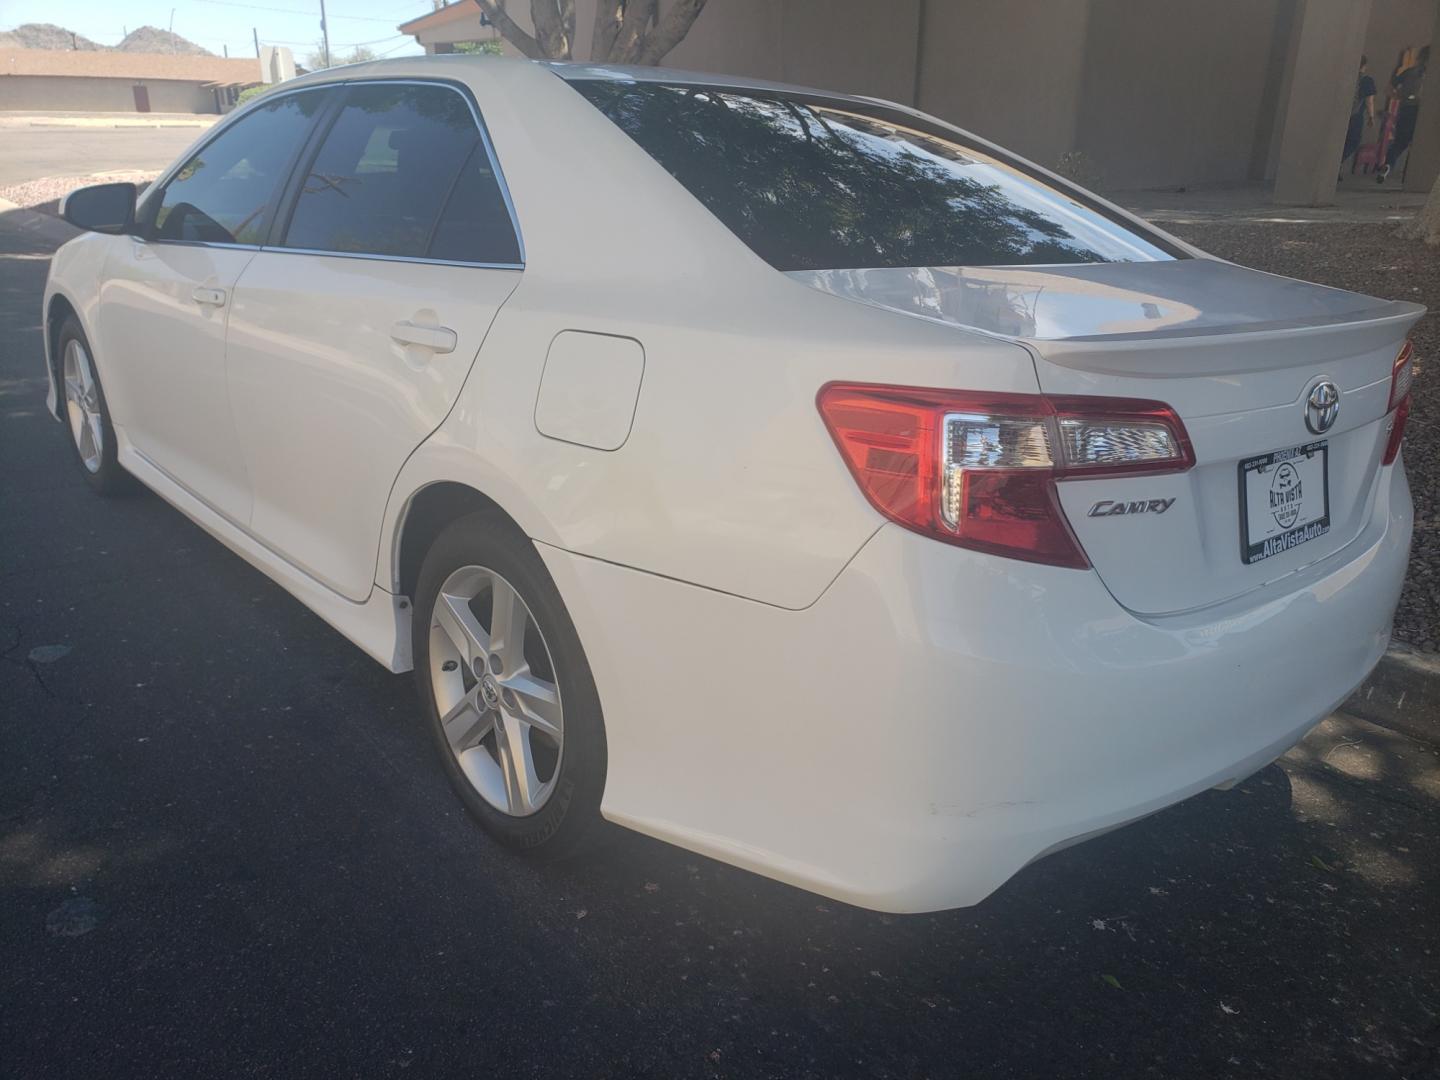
top-left (571, 79), bottom-right (1176, 272)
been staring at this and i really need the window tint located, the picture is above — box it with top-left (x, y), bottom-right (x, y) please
top-left (573, 81), bottom-right (1176, 271)
top-left (282, 82), bottom-right (519, 263)
top-left (153, 90), bottom-right (326, 245)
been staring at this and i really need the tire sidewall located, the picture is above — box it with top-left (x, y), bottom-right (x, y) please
top-left (412, 511), bottom-right (606, 854)
top-left (57, 316), bottom-right (127, 494)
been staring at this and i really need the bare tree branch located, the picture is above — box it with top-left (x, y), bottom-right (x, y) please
top-left (591, 0), bottom-right (623, 62)
top-left (529, 0), bottom-right (572, 59)
top-left (611, 0), bottom-right (657, 64)
top-left (560, 0), bottom-right (576, 57)
top-left (472, 0), bottom-right (543, 58)
top-left (636, 0), bottom-right (707, 64)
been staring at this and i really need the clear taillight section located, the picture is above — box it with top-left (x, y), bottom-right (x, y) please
top-left (1384, 340), bottom-right (1414, 466)
top-left (818, 384), bottom-right (1194, 569)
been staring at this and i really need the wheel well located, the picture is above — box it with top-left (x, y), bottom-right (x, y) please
top-left (46, 295), bottom-right (78, 398)
top-left (394, 482), bottom-right (524, 601)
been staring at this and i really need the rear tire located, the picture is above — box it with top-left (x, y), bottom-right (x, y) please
top-left (413, 511), bottom-right (606, 855)
top-left (56, 316), bottom-right (131, 495)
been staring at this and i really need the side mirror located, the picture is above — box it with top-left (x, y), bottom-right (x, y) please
top-left (61, 182), bottom-right (137, 235)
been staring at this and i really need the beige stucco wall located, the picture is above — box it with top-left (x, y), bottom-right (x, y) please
top-left (407, 0), bottom-right (1434, 194)
top-left (1074, 0), bottom-right (1291, 190)
top-left (916, 0), bottom-right (1090, 167)
top-left (0, 75), bottom-right (222, 113)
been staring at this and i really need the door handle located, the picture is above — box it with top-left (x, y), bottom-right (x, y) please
top-left (390, 320), bottom-right (457, 354)
top-left (191, 286), bottom-right (226, 307)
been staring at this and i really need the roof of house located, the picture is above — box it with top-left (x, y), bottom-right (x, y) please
top-left (0, 49), bottom-right (262, 86)
top-left (398, 2), bottom-right (487, 34)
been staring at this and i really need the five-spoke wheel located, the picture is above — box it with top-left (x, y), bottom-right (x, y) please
top-left (414, 512), bottom-right (605, 854)
top-left (429, 565), bottom-right (564, 817)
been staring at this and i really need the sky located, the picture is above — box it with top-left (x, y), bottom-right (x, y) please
top-left (0, 0), bottom-right (433, 62)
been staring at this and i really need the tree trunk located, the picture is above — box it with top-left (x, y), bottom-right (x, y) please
top-left (476, 0), bottom-right (708, 64)
top-left (1409, 179), bottom-right (1440, 245)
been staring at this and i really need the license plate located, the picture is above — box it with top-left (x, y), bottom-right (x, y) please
top-left (1239, 441), bottom-right (1330, 565)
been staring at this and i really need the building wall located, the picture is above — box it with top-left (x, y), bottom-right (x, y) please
top-left (407, 0), bottom-right (1434, 194)
top-left (1074, 0), bottom-right (1289, 190)
top-left (915, 0), bottom-right (1091, 167)
top-left (0, 75), bottom-right (222, 113)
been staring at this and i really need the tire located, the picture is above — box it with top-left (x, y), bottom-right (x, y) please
top-left (56, 316), bottom-right (131, 495)
top-left (413, 510), bottom-right (606, 855)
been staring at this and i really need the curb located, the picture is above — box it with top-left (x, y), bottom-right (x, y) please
top-left (1343, 642), bottom-right (1440, 746)
top-left (0, 199), bottom-right (81, 246)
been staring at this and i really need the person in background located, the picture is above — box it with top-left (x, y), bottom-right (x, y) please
top-left (1379, 44), bottom-right (1428, 183)
top-left (1341, 54), bottom-right (1376, 180)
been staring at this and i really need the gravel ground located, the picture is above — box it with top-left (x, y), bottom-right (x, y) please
top-left (0, 171), bottom-right (156, 215)
top-left (1169, 221), bottom-right (1438, 649)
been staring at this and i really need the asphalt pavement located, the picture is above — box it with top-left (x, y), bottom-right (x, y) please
top-left (2, 209), bottom-right (1439, 1080)
top-left (0, 126), bottom-right (206, 189)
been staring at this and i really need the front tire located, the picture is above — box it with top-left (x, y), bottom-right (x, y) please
top-left (56, 316), bottom-right (130, 495)
top-left (413, 511), bottom-right (606, 855)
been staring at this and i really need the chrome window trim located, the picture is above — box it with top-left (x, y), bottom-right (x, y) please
top-left (265, 246), bottom-right (523, 272)
top-left (142, 76), bottom-right (527, 270)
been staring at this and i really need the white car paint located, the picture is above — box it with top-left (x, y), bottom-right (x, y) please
top-left (43, 56), bottom-right (1420, 912)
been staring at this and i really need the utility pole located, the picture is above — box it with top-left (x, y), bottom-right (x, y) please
top-left (253, 27), bottom-right (260, 58)
top-left (318, 0), bottom-right (331, 67)
top-left (223, 44), bottom-right (228, 57)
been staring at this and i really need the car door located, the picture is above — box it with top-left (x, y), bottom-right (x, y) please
top-left (224, 80), bottom-right (523, 601)
top-left (98, 88), bottom-right (331, 524)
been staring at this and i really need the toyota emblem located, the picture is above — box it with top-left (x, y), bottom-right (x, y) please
top-left (1305, 379), bottom-right (1340, 435)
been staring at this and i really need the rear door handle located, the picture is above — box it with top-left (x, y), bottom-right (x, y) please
top-left (390, 320), bottom-right (457, 354)
top-left (191, 286), bottom-right (226, 307)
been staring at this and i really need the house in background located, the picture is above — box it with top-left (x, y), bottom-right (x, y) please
top-left (0, 50), bottom-right (261, 113)
top-left (400, 0), bottom-right (1440, 204)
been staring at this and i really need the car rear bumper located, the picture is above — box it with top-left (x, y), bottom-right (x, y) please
top-left (539, 460), bottom-right (1412, 913)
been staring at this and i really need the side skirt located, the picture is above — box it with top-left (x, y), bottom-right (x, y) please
top-left (117, 428), bottom-right (414, 673)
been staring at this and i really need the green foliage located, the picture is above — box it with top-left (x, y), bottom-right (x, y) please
top-left (236, 84), bottom-right (268, 107)
top-left (452, 39), bottom-right (503, 56)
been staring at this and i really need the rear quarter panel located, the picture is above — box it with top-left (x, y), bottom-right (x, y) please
top-left (382, 61), bottom-right (1041, 610)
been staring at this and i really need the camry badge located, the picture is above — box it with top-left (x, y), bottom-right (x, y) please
top-left (1088, 498), bottom-right (1176, 517)
top-left (1305, 379), bottom-right (1340, 435)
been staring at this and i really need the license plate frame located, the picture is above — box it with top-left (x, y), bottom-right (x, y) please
top-left (1238, 441), bottom-right (1330, 565)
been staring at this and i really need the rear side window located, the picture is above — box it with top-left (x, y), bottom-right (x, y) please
top-left (572, 80), bottom-right (1175, 271)
top-left (281, 82), bottom-right (520, 264)
top-left (152, 89), bottom-right (327, 245)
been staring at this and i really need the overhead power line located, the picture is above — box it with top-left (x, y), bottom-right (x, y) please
top-left (190, 0), bottom-right (410, 24)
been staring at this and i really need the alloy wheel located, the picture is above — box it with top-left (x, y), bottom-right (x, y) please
top-left (62, 339), bottom-right (104, 473)
top-left (428, 564), bottom-right (564, 816)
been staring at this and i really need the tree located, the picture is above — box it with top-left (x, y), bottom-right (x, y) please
top-left (304, 42), bottom-right (379, 69)
top-left (1408, 180), bottom-right (1440, 245)
top-left (473, 0), bottom-right (708, 64)
top-left (453, 39), bottom-right (504, 56)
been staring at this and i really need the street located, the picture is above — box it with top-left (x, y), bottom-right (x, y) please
top-left (0, 126), bottom-right (205, 189)
top-left (1, 209), bottom-right (1438, 1079)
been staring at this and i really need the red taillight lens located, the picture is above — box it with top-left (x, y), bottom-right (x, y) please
top-left (1384, 341), bottom-right (1415, 466)
top-left (1384, 394), bottom-right (1410, 466)
top-left (1389, 341), bottom-right (1415, 411)
top-left (817, 383), bottom-right (1194, 569)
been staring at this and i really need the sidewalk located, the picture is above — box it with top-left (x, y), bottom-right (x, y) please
top-left (1120, 180), bottom-right (1427, 225)
top-left (0, 111), bottom-right (219, 130)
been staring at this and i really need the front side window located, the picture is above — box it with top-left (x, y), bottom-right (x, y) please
top-left (572, 80), bottom-right (1176, 271)
top-left (152, 89), bottom-right (328, 245)
top-left (281, 82), bottom-right (520, 264)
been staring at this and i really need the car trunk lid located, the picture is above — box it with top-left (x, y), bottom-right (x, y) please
top-left (790, 259), bottom-right (1423, 615)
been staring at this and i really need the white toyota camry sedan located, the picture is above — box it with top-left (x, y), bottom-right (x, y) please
top-left (43, 56), bottom-right (1420, 912)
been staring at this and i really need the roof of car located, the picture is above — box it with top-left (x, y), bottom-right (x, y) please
top-left (276, 54), bottom-right (869, 108)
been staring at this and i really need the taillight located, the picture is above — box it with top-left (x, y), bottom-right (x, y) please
top-left (817, 383), bottom-right (1194, 569)
top-left (1383, 341), bottom-right (1414, 466)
